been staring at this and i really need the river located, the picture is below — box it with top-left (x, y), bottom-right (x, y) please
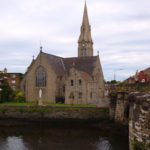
top-left (0, 122), bottom-right (129, 150)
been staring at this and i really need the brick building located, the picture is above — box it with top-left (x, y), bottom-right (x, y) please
top-left (0, 68), bottom-right (23, 91)
top-left (124, 68), bottom-right (150, 85)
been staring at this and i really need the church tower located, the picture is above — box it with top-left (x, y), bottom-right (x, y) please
top-left (78, 2), bottom-right (93, 57)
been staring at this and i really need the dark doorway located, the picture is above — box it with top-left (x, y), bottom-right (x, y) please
top-left (56, 96), bottom-right (65, 104)
top-left (124, 104), bottom-right (130, 120)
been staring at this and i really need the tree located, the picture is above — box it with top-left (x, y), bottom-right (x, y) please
top-left (110, 80), bottom-right (117, 84)
top-left (1, 79), bottom-right (13, 102)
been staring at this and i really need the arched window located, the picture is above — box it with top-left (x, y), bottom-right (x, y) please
top-left (36, 66), bottom-right (46, 87)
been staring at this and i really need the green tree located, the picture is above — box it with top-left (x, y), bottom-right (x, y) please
top-left (110, 80), bottom-right (117, 84)
top-left (1, 80), bottom-right (13, 102)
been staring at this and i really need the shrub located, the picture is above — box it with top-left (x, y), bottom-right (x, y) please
top-left (14, 91), bottom-right (25, 102)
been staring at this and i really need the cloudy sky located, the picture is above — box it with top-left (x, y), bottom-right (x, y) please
top-left (0, 0), bottom-right (150, 81)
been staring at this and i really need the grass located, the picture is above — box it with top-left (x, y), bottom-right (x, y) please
top-left (0, 102), bottom-right (97, 108)
top-left (0, 102), bottom-right (35, 106)
top-left (48, 103), bottom-right (96, 108)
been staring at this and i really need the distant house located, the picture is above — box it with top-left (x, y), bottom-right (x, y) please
top-left (124, 68), bottom-right (150, 85)
top-left (0, 68), bottom-right (23, 91)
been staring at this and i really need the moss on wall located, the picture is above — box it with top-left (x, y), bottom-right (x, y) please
top-left (0, 106), bottom-right (109, 120)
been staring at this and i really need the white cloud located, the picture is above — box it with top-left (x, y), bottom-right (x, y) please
top-left (0, 0), bottom-right (150, 80)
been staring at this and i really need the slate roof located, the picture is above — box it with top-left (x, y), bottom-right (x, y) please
top-left (42, 52), bottom-right (97, 77)
top-left (63, 56), bottom-right (97, 75)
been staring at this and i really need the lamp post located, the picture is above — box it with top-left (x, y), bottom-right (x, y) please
top-left (114, 69), bottom-right (123, 81)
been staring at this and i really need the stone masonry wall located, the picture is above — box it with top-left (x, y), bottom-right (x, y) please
top-left (128, 92), bottom-right (150, 150)
top-left (114, 92), bottom-right (128, 124)
top-left (0, 106), bottom-right (109, 121)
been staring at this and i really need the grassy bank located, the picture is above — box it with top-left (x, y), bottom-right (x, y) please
top-left (0, 102), bottom-right (97, 108)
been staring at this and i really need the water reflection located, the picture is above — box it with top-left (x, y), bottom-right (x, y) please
top-left (96, 138), bottom-right (112, 150)
top-left (0, 125), bottom-right (128, 150)
top-left (0, 136), bottom-right (28, 150)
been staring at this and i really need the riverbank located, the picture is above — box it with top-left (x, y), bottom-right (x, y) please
top-left (0, 105), bottom-right (109, 124)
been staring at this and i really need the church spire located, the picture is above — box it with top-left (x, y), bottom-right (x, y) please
top-left (82, 1), bottom-right (90, 28)
top-left (78, 1), bottom-right (93, 57)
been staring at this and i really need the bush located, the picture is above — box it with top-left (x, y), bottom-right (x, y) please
top-left (14, 91), bottom-right (25, 102)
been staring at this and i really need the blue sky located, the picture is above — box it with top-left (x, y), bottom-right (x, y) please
top-left (0, 0), bottom-right (150, 81)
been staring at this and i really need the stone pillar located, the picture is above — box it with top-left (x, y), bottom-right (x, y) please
top-left (109, 92), bottom-right (117, 120)
top-left (128, 92), bottom-right (150, 150)
top-left (115, 92), bottom-right (126, 123)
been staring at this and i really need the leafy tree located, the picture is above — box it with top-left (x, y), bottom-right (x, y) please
top-left (1, 80), bottom-right (13, 102)
top-left (110, 80), bottom-right (117, 84)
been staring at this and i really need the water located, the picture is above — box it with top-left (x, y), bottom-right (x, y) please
top-left (0, 123), bottom-right (128, 150)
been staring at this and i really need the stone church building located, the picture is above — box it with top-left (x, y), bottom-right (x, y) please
top-left (22, 3), bottom-right (105, 105)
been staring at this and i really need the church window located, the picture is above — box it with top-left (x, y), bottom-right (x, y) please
top-left (79, 92), bottom-right (82, 99)
top-left (79, 79), bottom-right (82, 85)
top-left (71, 80), bottom-right (74, 86)
top-left (69, 92), bottom-right (74, 99)
top-left (63, 85), bottom-right (65, 93)
top-left (36, 66), bottom-right (46, 87)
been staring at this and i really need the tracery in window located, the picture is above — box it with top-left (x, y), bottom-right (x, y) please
top-left (36, 66), bottom-right (46, 87)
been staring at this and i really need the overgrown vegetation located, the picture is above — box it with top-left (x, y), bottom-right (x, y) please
top-left (13, 91), bottom-right (25, 102)
top-left (132, 140), bottom-right (148, 150)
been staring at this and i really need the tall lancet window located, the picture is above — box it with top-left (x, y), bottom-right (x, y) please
top-left (36, 66), bottom-right (46, 87)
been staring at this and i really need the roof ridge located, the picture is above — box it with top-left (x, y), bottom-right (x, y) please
top-left (64, 56), bottom-right (97, 59)
top-left (42, 51), bottom-right (63, 59)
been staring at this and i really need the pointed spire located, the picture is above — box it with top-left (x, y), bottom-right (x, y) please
top-left (82, 1), bottom-right (90, 27)
top-left (78, 2), bottom-right (93, 57)
top-left (79, 1), bottom-right (93, 43)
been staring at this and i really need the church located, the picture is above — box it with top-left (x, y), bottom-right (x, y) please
top-left (21, 3), bottom-right (105, 105)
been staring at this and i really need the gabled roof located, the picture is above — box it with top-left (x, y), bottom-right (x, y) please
top-left (43, 52), bottom-right (66, 75)
top-left (63, 56), bottom-right (97, 75)
top-left (42, 52), bottom-right (97, 77)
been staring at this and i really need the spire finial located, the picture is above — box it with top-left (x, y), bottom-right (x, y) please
top-left (39, 40), bottom-right (43, 52)
top-left (32, 55), bottom-right (35, 60)
top-left (97, 51), bottom-right (99, 56)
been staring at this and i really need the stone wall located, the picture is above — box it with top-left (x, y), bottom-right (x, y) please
top-left (109, 92), bottom-right (129, 123)
top-left (115, 92), bottom-right (128, 123)
top-left (128, 92), bottom-right (150, 150)
top-left (0, 106), bottom-right (109, 121)
top-left (109, 91), bottom-right (150, 149)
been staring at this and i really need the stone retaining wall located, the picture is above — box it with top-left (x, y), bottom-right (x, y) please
top-left (0, 106), bottom-right (109, 121)
top-left (128, 92), bottom-right (150, 150)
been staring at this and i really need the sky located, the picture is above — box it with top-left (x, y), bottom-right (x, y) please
top-left (0, 0), bottom-right (150, 81)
